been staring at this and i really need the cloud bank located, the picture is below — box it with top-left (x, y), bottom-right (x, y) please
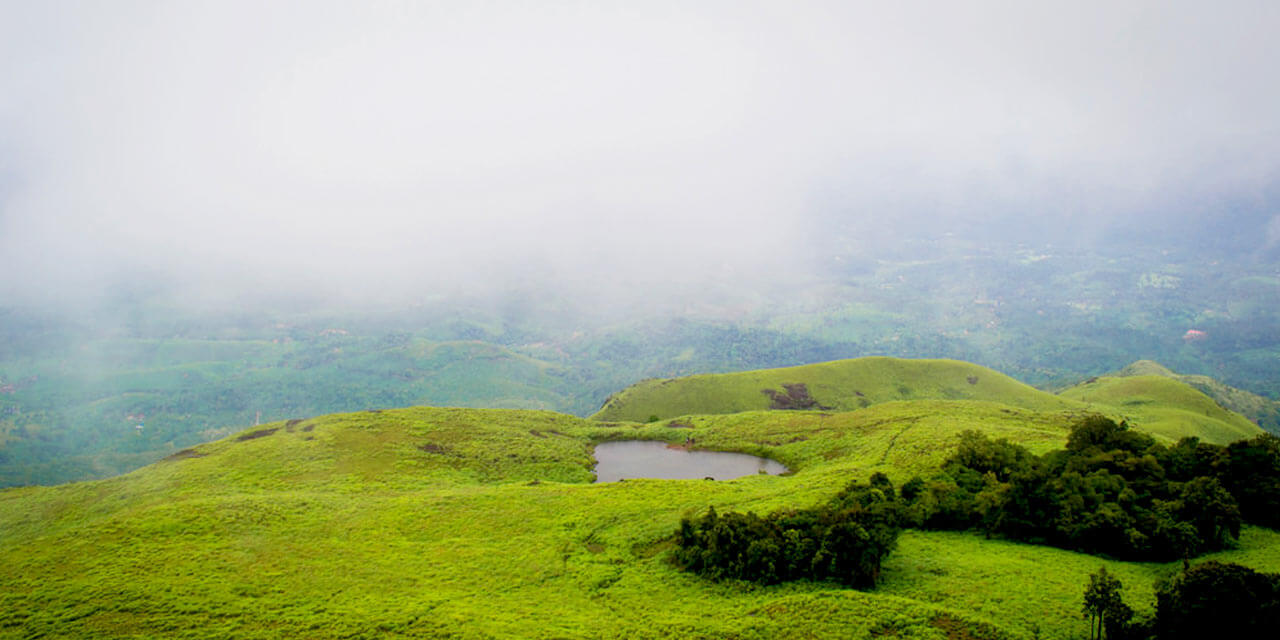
top-left (2, 1), bottom-right (1278, 308)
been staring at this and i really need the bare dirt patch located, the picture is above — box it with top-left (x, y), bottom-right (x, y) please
top-left (163, 448), bottom-right (207, 461)
top-left (285, 419), bottom-right (303, 432)
top-left (762, 383), bottom-right (829, 410)
top-left (237, 427), bottom-right (279, 442)
top-left (419, 443), bottom-right (447, 453)
top-left (966, 375), bottom-right (979, 385)
top-left (667, 420), bottom-right (693, 429)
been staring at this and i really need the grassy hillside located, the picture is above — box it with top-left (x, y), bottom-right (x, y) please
top-left (1059, 374), bottom-right (1263, 444)
top-left (4, 400), bottom-right (1278, 639)
top-left (0, 336), bottom-right (578, 487)
top-left (591, 357), bottom-right (1078, 422)
top-left (1115, 360), bottom-right (1280, 434)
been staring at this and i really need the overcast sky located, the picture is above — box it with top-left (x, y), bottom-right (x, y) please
top-left (2, 1), bottom-right (1278, 308)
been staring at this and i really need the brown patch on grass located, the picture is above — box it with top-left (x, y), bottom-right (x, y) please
top-left (163, 448), bottom-right (206, 461)
top-left (301, 423), bottom-right (315, 432)
top-left (586, 543), bottom-right (605, 554)
top-left (966, 375), bottom-right (979, 385)
top-left (631, 537), bottom-right (674, 559)
top-left (419, 443), bottom-right (447, 453)
top-left (236, 427), bottom-right (279, 442)
top-left (870, 623), bottom-right (902, 637)
top-left (762, 383), bottom-right (828, 410)
top-left (667, 420), bottom-right (693, 429)
top-left (285, 418), bottom-right (303, 432)
top-left (929, 614), bottom-right (989, 640)
top-left (530, 430), bottom-right (547, 438)
top-left (302, 435), bottom-right (315, 441)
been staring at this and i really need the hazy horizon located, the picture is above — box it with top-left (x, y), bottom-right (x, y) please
top-left (3, 1), bottom-right (1278, 316)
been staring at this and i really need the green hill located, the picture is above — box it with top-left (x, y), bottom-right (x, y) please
top-left (591, 356), bottom-right (1262, 445)
top-left (1059, 374), bottom-right (1264, 444)
top-left (4, 394), bottom-right (1278, 639)
top-left (591, 357), bottom-right (1078, 422)
top-left (1114, 360), bottom-right (1280, 434)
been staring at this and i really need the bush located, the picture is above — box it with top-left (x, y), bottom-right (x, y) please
top-left (674, 475), bottom-right (903, 588)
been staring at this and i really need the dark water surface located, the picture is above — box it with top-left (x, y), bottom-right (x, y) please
top-left (592, 440), bottom-right (788, 483)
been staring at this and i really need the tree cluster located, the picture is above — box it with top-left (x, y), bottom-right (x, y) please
top-left (900, 416), bottom-right (1280, 560)
top-left (1080, 561), bottom-right (1280, 640)
top-left (1081, 567), bottom-right (1135, 640)
top-left (673, 474), bottom-right (903, 588)
top-left (1153, 560), bottom-right (1280, 639)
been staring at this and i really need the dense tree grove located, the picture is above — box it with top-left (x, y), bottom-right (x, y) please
top-left (1153, 561), bottom-right (1280, 639)
top-left (1081, 561), bottom-right (1280, 640)
top-left (901, 416), bottom-right (1280, 560)
top-left (673, 474), bottom-right (903, 588)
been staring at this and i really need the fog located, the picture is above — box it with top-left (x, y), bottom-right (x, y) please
top-left (3, 1), bottom-right (1279, 313)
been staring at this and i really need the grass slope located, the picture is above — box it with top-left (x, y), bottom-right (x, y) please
top-left (591, 357), bottom-right (1078, 422)
top-left (1059, 374), bottom-right (1263, 444)
top-left (1115, 360), bottom-right (1280, 434)
top-left (5, 400), bottom-right (1279, 639)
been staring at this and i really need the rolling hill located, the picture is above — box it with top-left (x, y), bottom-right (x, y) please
top-left (1113, 360), bottom-right (1280, 434)
top-left (1059, 373), bottom-right (1263, 444)
top-left (1, 358), bottom-right (1275, 638)
top-left (593, 357), bottom-right (1263, 445)
top-left (591, 357), bottom-right (1078, 421)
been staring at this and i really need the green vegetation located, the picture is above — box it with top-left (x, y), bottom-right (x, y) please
top-left (1082, 567), bottom-right (1131, 640)
top-left (597, 358), bottom-right (1262, 446)
top-left (1059, 375), bottom-right (1261, 443)
top-left (3, 364), bottom-right (1279, 638)
top-left (674, 474), bottom-right (903, 588)
top-left (1115, 360), bottom-right (1280, 433)
top-left (902, 418), bottom-right (1280, 561)
top-left (1153, 561), bottom-right (1280, 639)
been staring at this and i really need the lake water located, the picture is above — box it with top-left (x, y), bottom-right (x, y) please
top-left (592, 440), bottom-right (788, 483)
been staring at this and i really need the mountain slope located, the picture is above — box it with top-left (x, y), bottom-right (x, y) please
top-left (591, 357), bottom-right (1078, 422)
top-left (4, 395), bottom-right (1278, 639)
top-left (1115, 360), bottom-right (1280, 434)
top-left (1059, 374), bottom-right (1263, 444)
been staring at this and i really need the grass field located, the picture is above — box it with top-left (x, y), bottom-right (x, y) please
top-left (1058, 374), bottom-right (1262, 443)
top-left (3, 381), bottom-right (1276, 639)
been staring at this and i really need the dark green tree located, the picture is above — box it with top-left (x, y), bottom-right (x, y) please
top-left (1082, 566), bottom-right (1124, 639)
top-left (1155, 561), bottom-right (1280, 640)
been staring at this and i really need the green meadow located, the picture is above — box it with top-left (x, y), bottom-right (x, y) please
top-left (0, 358), bottom-right (1274, 638)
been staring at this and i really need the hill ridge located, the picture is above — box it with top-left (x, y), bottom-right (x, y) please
top-left (591, 356), bottom-right (1077, 422)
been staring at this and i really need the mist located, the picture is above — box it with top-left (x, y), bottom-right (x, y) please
top-left (2, 0), bottom-right (1279, 315)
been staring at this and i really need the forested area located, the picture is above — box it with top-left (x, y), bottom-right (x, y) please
top-left (675, 417), bottom-right (1280, 595)
top-left (903, 417), bottom-right (1280, 560)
